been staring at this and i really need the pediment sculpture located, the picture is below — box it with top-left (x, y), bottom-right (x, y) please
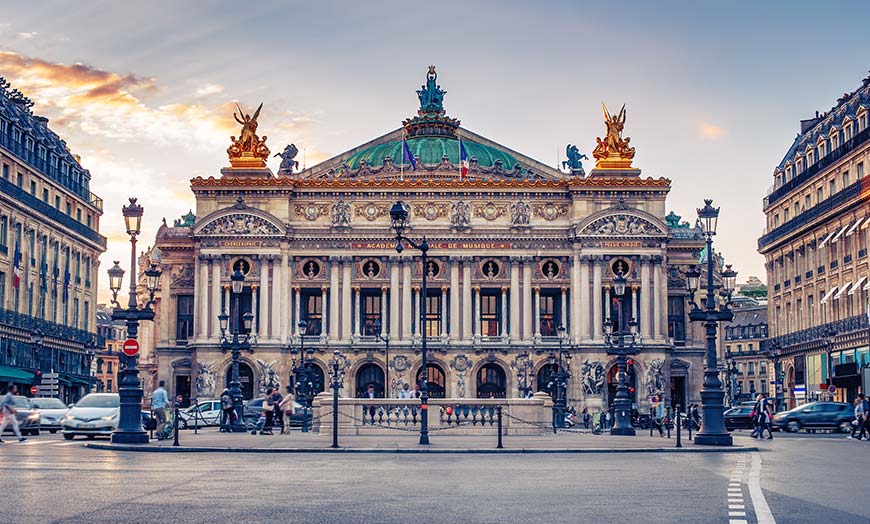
top-left (579, 214), bottom-right (665, 237)
top-left (198, 213), bottom-right (282, 236)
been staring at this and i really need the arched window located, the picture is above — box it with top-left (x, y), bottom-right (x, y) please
top-left (226, 362), bottom-right (255, 400)
top-left (476, 364), bottom-right (506, 399)
top-left (291, 364), bottom-right (325, 398)
top-left (355, 363), bottom-right (385, 398)
top-left (606, 361), bottom-right (637, 405)
top-left (536, 364), bottom-right (560, 398)
top-left (415, 364), bottom-right (446, 398)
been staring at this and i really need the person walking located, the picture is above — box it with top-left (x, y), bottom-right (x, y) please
top-left (278, 386), bottom-right (295, 434)
top-left (760, 397), bottom-right (774, 439)
top-left (750, 393), bottom-right (764, 438)
top-left (271, 388), bottom-right (284, 434)
top-left (260, 388), bottom-right (275, 435)
top-left (850, 394), bottom-right (870, 441)
top-left (582, 407), bottom-right (590, 430)
top-left (0, 385), bottom-right (26, 443)
top-left (151, 380), bottom-right (169, 439)
top-left (219, 389), bottom-right (233, 432)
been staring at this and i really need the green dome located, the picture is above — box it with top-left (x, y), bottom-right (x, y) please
top-left (344, 136), bottom-right (521, 172)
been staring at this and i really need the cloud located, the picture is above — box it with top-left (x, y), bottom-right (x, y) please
top-left (16, 32), bottom-right (37, 40)
top-left (698, 122), bottom-right (725, 140)
top-left (195, 83), bottom-right (224, 97)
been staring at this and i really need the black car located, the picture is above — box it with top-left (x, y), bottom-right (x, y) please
top-left (724, 406), bottom-right (755, 430)
top-left (772, 401), bottom-right (854, 433)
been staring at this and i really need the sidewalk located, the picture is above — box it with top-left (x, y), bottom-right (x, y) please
top-left (85, 427), bottom-right (758, 454)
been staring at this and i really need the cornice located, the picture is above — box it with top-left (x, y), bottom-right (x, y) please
top-left (190, 176), bottom-right (672, 190)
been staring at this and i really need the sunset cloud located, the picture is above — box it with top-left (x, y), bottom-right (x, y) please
top-left (698, 122), bottom-right (725, 140)
top-left (195, 83), bottom-right (224, 97)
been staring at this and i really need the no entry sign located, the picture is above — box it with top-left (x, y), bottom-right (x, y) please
top-left (122, 339), bottom-right (140, 357)
top-left (30, 386), bottom-right (39, 395)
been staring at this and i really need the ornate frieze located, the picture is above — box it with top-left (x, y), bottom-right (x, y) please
top-left (354, 202), bottom-right (389, 222)
top-left (532, 202), bottom-right (569, 221)
top-left (198, 213), bottom-right (282, 236)
top-left (295, 203), bottom-right (330, 221)
top-left (450, 201), bottom-right (471, 229)
top-left (412, 202), bottom-right (448, 221)
top-left (331, 200), bottom-right (351, 228)
top-left (510, 200), bottom-right (531, 226)
top-left (473, 202), bottom-right (507, 221)
top-left (169, 265), bottom-right (195, 289)
top-left (579, 214), bottom-right (665, 236)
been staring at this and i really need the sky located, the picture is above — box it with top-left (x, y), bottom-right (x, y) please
top-left (1, 0), bottom-right (869, 304)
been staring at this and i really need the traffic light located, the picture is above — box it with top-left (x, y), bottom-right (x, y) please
top-left (627, 359), bottom-right (634, 367)
top-left (33, 370), bottom-right (43, 386)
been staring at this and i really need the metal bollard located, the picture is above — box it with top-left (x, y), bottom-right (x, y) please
top-left (688, 406), bottom-right (693, 441)
top-left (666, 406), bottom-right (672, 439)
top-left (193, 398), bottom-right (199, 435)
top-left (496, 406), bottom-right (504, 449)
top-left (173, 402), bottom-right (180, 447)
top-left (675, 404), bottom-right (682, 448)
top-left (649, 406), bottom-right (654, 437)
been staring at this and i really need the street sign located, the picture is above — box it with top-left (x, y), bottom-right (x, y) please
top-left (30, 386), bottom-right (39, 395)
top-left (122, 339), bottom-right (140, 357)
top-left (828, 384), bottom-right (836, 394)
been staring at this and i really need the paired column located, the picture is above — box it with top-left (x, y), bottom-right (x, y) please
top-left (501, 286), bottom-right (509, 338)
top-left (640, 256), bottom-right (652, 340)
top-left (381, 286), bottom-right (389, 336)
top-left (342, 259), bottom-right (353, 340)
top-left (402, 262), bottom-right (412, 340)
top-left (259, 258), bottom-right (269, 339)
top-left (472, 287), bottom-right (481, 339)
top-left (413, 287), bottom-right (420, 336)
top-left (320, 287), bottom-right (328, 337)
top-left (560, 287), bottom-right (568, 331)
top-left (462, 259), bottom-right (472, 341)
top-left (522, 258), bottom-right (532, 341)
top-left (509, 258), bottom-right (520, 341)
top-left (351, 288), bottom-right (359, 338)
top-left (533, 287), bottom-right (541, 338)
top-left (281, 254), bottom-right (290, 344)
top-left (272, 257), bottom-right (282, 343)
top-left (158, 267), bottom-right (170, 344)
top-left (210, 257), bottom-right (222, 340)
top-left (329, 258), bottom-right (340, 342)
top-left (592, 257), bottom-right (603, 340)
top-left (653, 256), bottom-right (663, 341)
top-left (441, 287), bottom-right (449, 338)
top-left (389, 258), bottom-right (400, 340)
top-left (578, 256), bottom-right (590, 342)
top-left (449, 258), bottom-right (460, 341)
top-left (293, 287), bottom-right (301, 336)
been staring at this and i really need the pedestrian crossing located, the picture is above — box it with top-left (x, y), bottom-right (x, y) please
top-left (13, 439), bottom-right (86, 447)
top-left (726, 452), bottom-right (776, 524)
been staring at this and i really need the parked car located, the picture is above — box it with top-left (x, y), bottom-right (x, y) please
top-left (61, 393), bottom-right (120, 440)
top-left (29, 397), bottom-right (70, 433)
top-left (724, 406), bottom-right (755, 431)
top-left (177, 399), bottom-right (222, 429)
top-left (1, 395), bottom-right (41, 436)
top-left (772, 401), bottom-right (854, 433)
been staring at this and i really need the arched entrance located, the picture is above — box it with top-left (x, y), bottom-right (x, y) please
top-left (415, 364), bottom-right (447, 398)
top-left (356, 363), bottom-right (385, 397)
top-left (291, 364), bottom-right (325, 397)
top-left (477, 363), bottom-right (507, 398)
top-left (536, 364), bottom-right (560, 399)
top-left (225, 362), bottom-right (255, 400)
top-left (607, 362), bottom-right (637, 406)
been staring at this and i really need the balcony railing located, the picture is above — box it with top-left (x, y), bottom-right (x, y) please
top-left (764, 125), bottom-right (870, 209)
top-left (758, 177), bottom-right (867, 250)
top-left (763, 313), bottom-right (868, 352)
top-left (0, 176), bottom-right (106, 247)
top-left (0, 306), bottom-right (100, 346)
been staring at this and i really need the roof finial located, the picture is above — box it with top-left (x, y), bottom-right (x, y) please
top-left (416, 65), bottom-right (446, 115)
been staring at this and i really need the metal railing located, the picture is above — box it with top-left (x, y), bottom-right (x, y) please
top-left (763, 313), bottom-right (869, 351)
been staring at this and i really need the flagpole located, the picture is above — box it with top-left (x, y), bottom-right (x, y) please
top-left (458, 128), bottom-right (461, 180)
top-left (401, 129), bottom-right (405, 182)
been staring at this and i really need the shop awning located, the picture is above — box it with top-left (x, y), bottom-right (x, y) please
top-left (819, 229), bottom-right (837, 248)
top-left (834, 283), bottom-right (851, 299)
top-left (846, 217), bottom-right (867, 236)
top-left (820, 286), bottom-right (838, 304)
top-left (0, 365), bottom-right (35, 383)
top-left (849, 277), bottom-right (867, 294)
top-left (831, 224), bottom-right (848, 243)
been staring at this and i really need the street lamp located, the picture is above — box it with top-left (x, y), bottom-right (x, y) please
top-left (725, 360), bottom-right (739, 407)
top-left (824, 326), bottom-right (837, 401)
top-left (390, 200), bottom-right (431, 445)
top-left (686, 198), bottom-right (736, 446)
top-left (217, 268), bottom-right (255, 432)
top-left (109, 197), bottom-right (161, 444)
top-left (604, 270), bottom-right (638, 436)
top-left (329, 349), bottom-right (347, 448)
top-left (512, 352), bottom-right (533, 398)
top-left (30, 328), bottom-right (44, 388)
top-left (292, 319), bottom-right (315, 432)
top-left (551, 325), bottom-right (571, 429)
top-left (372, 319), bottom-right (391, 398)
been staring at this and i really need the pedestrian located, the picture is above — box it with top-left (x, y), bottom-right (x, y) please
top-left (271, 387), bottom-right (284, 434)
top-left (151, 380), bottom-right (169, 439)
top-left (690, 403), bottom-right (701, 430)
top-left (850, 393), bottom-right (870, 441)
top-left (278, 386), bottom-right (295, 434)
top-left (605, 409), bottom-right (612, 430)
top-left (398, 383), bottom-right (413, 399)
top-left (261, 388), bottom-right (274, 435)
top-left (760, 397), bottom-right (774, 439)
top-left (219, 389), bottom-right (233, 432)
top-left (0, 385), bottom-right (26, 443)
top-left (582, 407), bottom-right (590, 430)
top-left (751, 393), bottom-right (769, 439)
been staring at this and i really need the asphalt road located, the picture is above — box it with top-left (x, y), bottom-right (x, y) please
top-left (2, 429), bottom-right (869, 524)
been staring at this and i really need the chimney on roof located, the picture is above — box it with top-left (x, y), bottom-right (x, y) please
top-left (800, 113), bottom-right (823, 134)
top-left (33, 115), bottom-right (48, 125)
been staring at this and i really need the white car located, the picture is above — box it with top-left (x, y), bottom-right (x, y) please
top-left (61, 393), bottom-right (120, 440)
top-left (29, 397), bottom-right (70, 434)
top-left (177, 399), bottom-right (222, 429)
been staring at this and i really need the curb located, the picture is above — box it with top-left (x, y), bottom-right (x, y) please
top-left (84, 443), bottom-right (759, 454)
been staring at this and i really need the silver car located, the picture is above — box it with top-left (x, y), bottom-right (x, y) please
top-left (2, 396), bottom-right (41, 436)
top-left (61, 393), bottom-right (120, 440)
top-left (29, 397), bottom-right (69, 434)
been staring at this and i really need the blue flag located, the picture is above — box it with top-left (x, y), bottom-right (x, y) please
top-left (402, 139), bottom-right (417, 170)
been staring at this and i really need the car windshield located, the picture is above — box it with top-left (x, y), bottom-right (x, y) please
top-left (76, 395), bottom-right (120, 408)
top-left (31, 398), bottom-right (66, 409)
top-left (12, 396), bottom-right (31, 408)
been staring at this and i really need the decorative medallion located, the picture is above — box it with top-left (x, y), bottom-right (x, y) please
top-left (610, 258), bottom-right (631, 277)
top-left (301, 259), bottom-right (321, 279)
top-left (392, 355), bottom-right (410, 372)
top-left (360, 259), bottom-right (381, 278)
top-left (540, 259), bottom-right (560, 280)
top-left (295, 203), bottom-right (330, 221)
top-left (412, 202), bottom-right (448, 221)
top-left (480, 259), bottom-right (501, 279)
top-left (532, 202), bottom-right (569, 221)
top-left (449, 354), bottom-right (472, 373)
top-left (232, 258), bottom-right (252, 275)
top-left (354, 202), bottom-right (389, 222)
top-left (425, 259), bottom-right (441, 278)
top-left (473, 202), bottom-right (508, 221)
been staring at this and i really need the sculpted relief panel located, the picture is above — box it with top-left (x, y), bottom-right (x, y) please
top-left (198, 213), bottom-right (282, 236)
top-left (579, 214), bottom-right (665, 237)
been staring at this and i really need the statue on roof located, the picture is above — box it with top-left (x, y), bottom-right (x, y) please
top-left (592, 103), bottom-right (636, 169)
top-left (173, 210), bottom-right (196, 228)
top-left (227, 102), bottom-right (270, 168)
top-left (417, 65), bottom-right (446, 114)
top-left (275, 144), bottom-right (299, 175)
top-left (562, 144), bottom-right (588, 173)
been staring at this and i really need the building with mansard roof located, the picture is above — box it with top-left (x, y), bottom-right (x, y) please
top-left (141, 67), bottom-right (713, 412)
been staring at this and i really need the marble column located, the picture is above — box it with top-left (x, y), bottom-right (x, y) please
top-left (449, 258), bottom-right (459, 341)
top-left (592, 257), bottom-right (603, 340)
top-left (533, 287), bottom-right (541, 338)
top-left (509, 258), bottom-right (520, 341)
top-left (462, 259), bottom-right (472, 340)
top-left (272, 257), bottom-right (282, 343)
top-left (640, 256), bottom-right (652, 340)
top-left (381, 286), bottom-right (389, 336)
top-left (472, 287), bottom-right (481, 339)
top-left (352, 288), bottom-right (360, 338)
top-left (441, 287), bottom-right (449, 338)
top-left (653, 257), bottom-right (663, 341)
top-left (560, 287), bottom-right (568, 331)
top-left (259, 259), bottom-right (269, 339)
top-left (329, 259), bottom-right (340, 341)
top-left (293, 287), bottom-right (300, 336)
top-left (159, 268), bottom-right (170, 344)
top-left (223, 287), bottom-right (229, 316)
top-left (522, 259), bottom-right (533, 341)
top-left (579, 256), bottom-right (590, 342)
top-left (389, 259), bottom-right (400, 340)
top-left (343, 259), bottom-right (353, 340)
top-left (251, 285), bottom-right (258, 338)
top-left (501, 286), bottom-right (509, 339)
top-left (210, 257), bottom-right (221, 340)
top-left (321, 287), bottom-right (328, 337)
top-left (196, 257), bottom-right (207, 340)
top-left (402, 262), bottom-right (412, 340)
top-left (281, 254), bottom-right (290, 344)
top-left (413, 287), bottom-right (420, 336)
top-left (659, 258), bottom-right (669, 341)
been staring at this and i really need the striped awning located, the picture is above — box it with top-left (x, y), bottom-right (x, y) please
top-left (831, 224), bottom-right (848, 243)
top-left (834, 283), bottom-right (851, 299)
top-left (819, 230), bottom-right (837, 248)
top-left (820, 286), bottom-right (838, 304)
top-left (846, 217), bottom-right (866, 236)
top-left (849, 276), bottom-right (867, 294)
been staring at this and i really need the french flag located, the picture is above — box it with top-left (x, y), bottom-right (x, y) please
top-left (12, 244), bottom-right (21, 289)
top-left (459, 139), bottom-right (469, 179)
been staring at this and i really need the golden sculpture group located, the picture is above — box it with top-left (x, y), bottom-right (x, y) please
top-left (593, 103), bottom-right (636, 169)
top-left (227, 102), bottom-right (271, 169)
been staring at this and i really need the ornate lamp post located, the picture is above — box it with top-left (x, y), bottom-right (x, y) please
top-left (373, 319), bottom-right (390, 398)
top-left (329, 349), bottom-right (347, 448)
top-left (108, 198), bottom-right (161, 444)
top-left (217, 268), bottom-right (254, 432)
top-left (824, 326), bottom-right (837, 401)
top-left (686, 199), bottom-right (737, 446)
top-left (551, 325), bottom-right (571, 428)
top-left (30, 328), bottom-right (44, 388)
top-left (604, 270), bottom-right (639, 435)
top-left (512, 351), bottom-right (533, 398)
top-left (725, 360), bottom-right (739, 407)
top-left (292, 319), bottom-right (315, 432)
top-left (390, 200), bottom-right (430, 444)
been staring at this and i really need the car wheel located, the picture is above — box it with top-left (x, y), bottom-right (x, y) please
top-left (63, 434), bottom-right (74, 440)
top-left (786, 420), bottom-right (801, 433)
top-left (49, 430), bottom-right (57, 434)
top-left (178, 418), bottom-right (188, 430)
